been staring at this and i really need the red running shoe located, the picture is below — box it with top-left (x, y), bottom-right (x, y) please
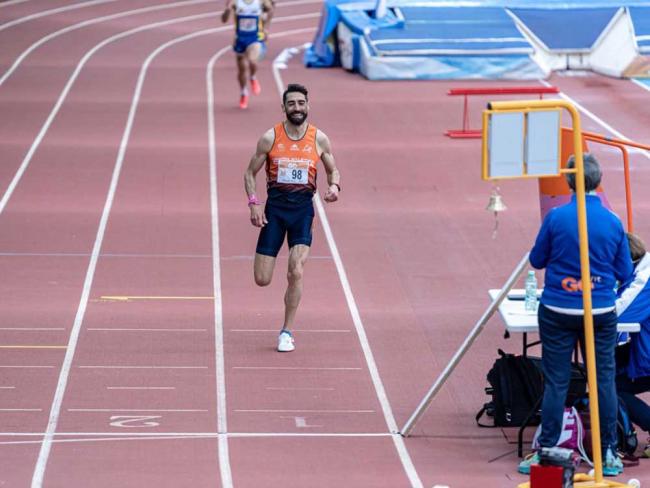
top-left (239, 94), bottom-right (249, 109)
top-left (250, 78), bottom-right (261, 95)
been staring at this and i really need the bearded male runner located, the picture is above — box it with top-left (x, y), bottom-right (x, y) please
top-left (244, 83), bottom-right (341, 352)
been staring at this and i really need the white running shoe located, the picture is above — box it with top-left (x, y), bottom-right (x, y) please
top-left (277, 330), bottom-right (295, 352)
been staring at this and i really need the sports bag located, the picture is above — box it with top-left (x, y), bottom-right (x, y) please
top-left (476, 349), bottom-right (544, 427)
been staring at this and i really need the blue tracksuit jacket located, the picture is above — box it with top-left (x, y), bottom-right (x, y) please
top-left (530, 194), bottom-right (633, 310)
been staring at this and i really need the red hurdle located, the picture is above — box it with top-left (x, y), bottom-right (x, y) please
top-left (445, 86), bottom-right (560, 138)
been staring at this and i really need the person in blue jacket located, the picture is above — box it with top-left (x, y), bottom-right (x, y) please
top-left (616, 232), bottom-right (650, 457)
top-left (519, 153), bottom-right (634, 476)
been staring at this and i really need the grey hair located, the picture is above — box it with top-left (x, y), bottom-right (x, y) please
top-left (565, 153), bottom-right (602, 193)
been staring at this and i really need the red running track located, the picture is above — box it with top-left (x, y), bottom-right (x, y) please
top-left (1, 1), bottom-right (650, 487)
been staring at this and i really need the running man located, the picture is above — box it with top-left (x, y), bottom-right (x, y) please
top-left (244, 83), bottom-right (341, 352)
top-left (222, 0), bottom-right (274, 109)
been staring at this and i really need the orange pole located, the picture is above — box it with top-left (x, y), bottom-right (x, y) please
top-left (583, 135), bottom-right (634, 232)
top-left (582, 130), bottom-right (650, 152)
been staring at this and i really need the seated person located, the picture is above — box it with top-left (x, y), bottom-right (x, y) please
top-left (616, 232), bottom-right (650, 457)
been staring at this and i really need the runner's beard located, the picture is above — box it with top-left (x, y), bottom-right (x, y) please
top-left (287, 111), bottom-right (307, 126)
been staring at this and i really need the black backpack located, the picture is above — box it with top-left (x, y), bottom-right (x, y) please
top-left (476, 349), bottom-right (544, 427)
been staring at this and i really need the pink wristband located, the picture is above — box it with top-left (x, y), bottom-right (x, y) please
top-left (248, 195), bottom-right (260, 206)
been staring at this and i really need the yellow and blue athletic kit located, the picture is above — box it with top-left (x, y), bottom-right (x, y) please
top-left (233, 0), bottom-right (266, 54)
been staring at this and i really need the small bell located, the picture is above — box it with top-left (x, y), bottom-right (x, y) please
top-left (486, 188), bottom-right (507, 213)
top-left (486, 187), bottom-right (507, 239)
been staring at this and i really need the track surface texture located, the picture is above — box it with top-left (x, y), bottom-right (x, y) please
top-left (1, 1), bottom-right (649, 487)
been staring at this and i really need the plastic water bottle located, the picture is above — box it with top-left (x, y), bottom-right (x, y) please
top-left (524, 270), bottom-right (538, 312)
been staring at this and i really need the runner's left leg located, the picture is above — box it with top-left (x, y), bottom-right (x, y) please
top-left (246, 42), bottom-right (262, 95)
top-left (283, 244), bottom-right (310, 331)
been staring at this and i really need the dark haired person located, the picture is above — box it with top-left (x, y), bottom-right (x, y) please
top-left (222, 0), bottom-right (274, 109)
top-left (244, 84), bottom-right (341, 352)
top-left (616, 233), bottom-right (650, 457)
top-left (519, 154), bottom-right (633, 475)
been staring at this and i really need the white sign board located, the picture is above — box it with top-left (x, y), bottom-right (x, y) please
top-left (526, 110), bottom-right (561, 176)
top-left (484, 109), bottom-right (562, 180)
top-left (488, 112), bottom-right (524, 178)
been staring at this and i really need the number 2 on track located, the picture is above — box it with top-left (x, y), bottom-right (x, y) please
top-left (110, 415), bottom-right (161, 428)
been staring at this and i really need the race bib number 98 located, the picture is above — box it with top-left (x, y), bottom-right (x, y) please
top-left (277, 159), bottom-right (309, 185)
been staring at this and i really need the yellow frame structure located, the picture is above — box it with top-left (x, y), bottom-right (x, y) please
top-left (483, 99), bottom-right (634, 488)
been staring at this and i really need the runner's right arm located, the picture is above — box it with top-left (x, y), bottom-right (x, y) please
top-left (221, 0), bottom-right (235, 23)
top-left (244, 129), bottom-right (274, 227)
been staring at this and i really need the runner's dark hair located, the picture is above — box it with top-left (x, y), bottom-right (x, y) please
top-left (283, 83), bottom-right (308, 104)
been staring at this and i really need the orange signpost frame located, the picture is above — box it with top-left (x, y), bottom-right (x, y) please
top-left (538, 128), bottom-right (650, 232)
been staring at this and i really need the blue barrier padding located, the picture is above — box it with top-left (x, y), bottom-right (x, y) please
top-left (509, 7), bottom-right (619, 50)
top-left (372, 42), bottom-right (532, 54)
top-left (398, 6), bottom-right (516, 23)
top-left (359, 52), bottom-right (545, 79)
top-left (630, 7), bottom-right (650, 52)
top-left (304, 0), bottom-right (359, 67)
top-left (368, 23), bottom-right (530, 44)
top-left (306, 0), bottom-right (650, 70)
top-left (339, 9), bottom-right (403, 34)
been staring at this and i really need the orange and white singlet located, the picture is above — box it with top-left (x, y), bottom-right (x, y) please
top-left (266, 123), bottom-right (319, 194)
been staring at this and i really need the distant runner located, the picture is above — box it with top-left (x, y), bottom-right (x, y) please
top-left (221, 0), bottom-right (274, 109)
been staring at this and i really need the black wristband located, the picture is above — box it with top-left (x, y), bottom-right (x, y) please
top-left (332, 183), bottom-right (341, 192)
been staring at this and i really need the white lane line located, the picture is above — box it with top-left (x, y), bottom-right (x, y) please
top-left (101, 253), bottom-right (211, 258)
top-left (0, 8), bottom-right (321, 220)
top-left (68, 409), bottom-right (208, 412)
top-left (230, 329), bottom-right (351, 333)
top-left (0, 0), bottom-right (214, 85)
top-left (78, 365), bottom-right (208, 369)
top-left (0, 328), bottom-right (65, 331)
top-left (87, 328), bottom-right (208, 332)
top-left (273, 46), bottom-right (424, 488)
top-left (221, 254), bottom-right (331, 260)
top-left (0, 252), bottom-right (218, 258)
top-left (106, 386), bottom-right (175, 390)
top-left (206, 26), bottom-right (319, 488)
top-left (1, 431), bottom-right (394, 437)
top-left (631, 78), bottom-right (650, 94)
top-left (540, 79), bottom-right (650, 160)
top-left (0, 0), bottom-right (117, 32)
top-left (0, 386), bottom-right (17, 389)
top-left (0, 11), bottom-right (320, 227)
top-left (207, 43), bottom-right (233, 488)
top-left (1, 0), bottom-right (322, 86)
top-left (30, 14), bottom-right (322, 488)
top-left (232, 366), bottom-right (362, 371)
top-left (0, 252), bottom-right (88, 257)
top-left (0, 432), bottom-right (394, 445)
top-left (234, 409), bottom-right (374, 413)
top-left (1, 436), bottom-right (211, 445)
top-left (0, 408), bottom-right (41, 412)
top-left (0, 0), bottom-right (33, 8)
top-left (0, 252), bottom-right (326, 258)
top-left (0, 11), bottom-right (218, 218)
top-left (0, 365), bottom-right (54, 369)
top-left (266, 387), bottom-right (335, 391)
